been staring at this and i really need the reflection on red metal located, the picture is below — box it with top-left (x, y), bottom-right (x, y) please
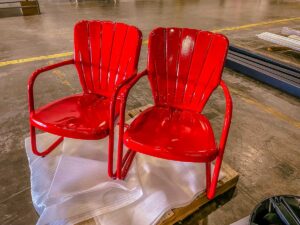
top-left (28, 20), bottom-right (142, 178)
top-left (117, 27), bottom-right (232, 200)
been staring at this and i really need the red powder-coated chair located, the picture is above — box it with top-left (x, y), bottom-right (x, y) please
top-left (116, 27), bottom-right (232, 199)
top-left (28, 20), bottom-right (142, 178)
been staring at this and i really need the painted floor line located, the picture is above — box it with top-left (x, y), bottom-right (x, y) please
top-left (230, 88), bottom-right (300, 129)
top-left (0, 17), bottom-right (299, 68)
top-left (0, 52), bottom-right (73, 67)
top-left (212, 16), bottom-right (300, 32)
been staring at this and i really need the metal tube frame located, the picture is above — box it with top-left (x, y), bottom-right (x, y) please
top-left (113, 74), bottom-right (232, 200)
top-left (28, 59), bottom-right (74, 157)
top-left (109, 69), bottom-right (148, 179)
top-left (29, 60), bottom-right (232, 200)
top-left (28, 58), bottom-right (138, 169)
top-left (205, 80), bottom-right (232, 199)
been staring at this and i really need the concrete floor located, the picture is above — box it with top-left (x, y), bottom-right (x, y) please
top-left (0, 0), bottom-right (300, 224)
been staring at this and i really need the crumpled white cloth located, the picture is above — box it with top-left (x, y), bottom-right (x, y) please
top-left (25, 128), bottom-right (223, 225)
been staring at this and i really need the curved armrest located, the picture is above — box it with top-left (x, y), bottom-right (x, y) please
top-left (109, 69), bottom-right (148, 129)
top-left (112, 69), bottom-right (148, 103)
top-left (218, 80), bottom-right (233, 154)
top-left (28, 59), bottom-right (74, 113)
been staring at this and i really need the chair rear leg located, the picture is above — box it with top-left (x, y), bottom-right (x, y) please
top-left (207, 155), bottom-right (223, 199)
top-left (30, 125), bottom-right (63, 157)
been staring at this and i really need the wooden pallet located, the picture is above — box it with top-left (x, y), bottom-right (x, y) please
top-left (77, 104), bottom-right (239, 225)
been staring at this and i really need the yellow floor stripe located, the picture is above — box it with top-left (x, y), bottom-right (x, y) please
top-left (212, 16), bottom-right (300, 32)
top-left (142, 40), bottom-right (149, 45)
top-left (230, 88), bottom-right (300, 129)
top-left (1, 17), bottom-right (299, 68)
top-left (0, 52), bottom-right (73, 67)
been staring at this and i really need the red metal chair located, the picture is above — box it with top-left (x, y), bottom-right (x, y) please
top-left (28, 20), bottom-right (142, 178)
top-left (116, 27), bottom-right (232, 199)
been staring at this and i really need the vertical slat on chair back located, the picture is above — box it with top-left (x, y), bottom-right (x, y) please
top-left (148, 27), bottom-right (228, 112)
top-left (74, 20), bottom-right (142, 97)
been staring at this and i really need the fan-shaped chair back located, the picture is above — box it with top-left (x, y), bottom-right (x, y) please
top-left (74, 20), bottom-right (142, 97)
top-left (148, 27), bottom-right (228, 112)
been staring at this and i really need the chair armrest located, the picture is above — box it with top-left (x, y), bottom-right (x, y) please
top-left (28, 59), bottom-right (74, 113)
top-left (112, 69), bottom-right (148, 102)
top-left (218, 80), bottom-right (233, 154)
top-left (109, 69), bottom-right (148, 129)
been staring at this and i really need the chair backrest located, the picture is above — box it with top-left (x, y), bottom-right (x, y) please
top-left (74, 20), bottom-right (142, 97)
top-left (148, 27), bottom-right (229, 112)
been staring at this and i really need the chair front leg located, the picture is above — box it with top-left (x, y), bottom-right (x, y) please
top-left (30, 125), bottom-right (64, 157)
top-left (109, 70), bottom-right (147, 180)
top-left (205, 80), bottom-right (232, 199)
top-left (120, 150), bottom-right (136, 179)
top-left (116, 100), bottom-right (136, 179)
top-left (108, 97), bottom-right (136, 179)
top-left (206, 155), bottom-right (223, 199)
top-left (108, 122), bottom-right (116, 178)
top-left (205, 162), bottom-right (211, 193)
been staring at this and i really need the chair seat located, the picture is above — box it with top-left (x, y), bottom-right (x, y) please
top-left (30, 93), bottom-right (117, 140)
top-left (124, 106), bottom-right (218, 162)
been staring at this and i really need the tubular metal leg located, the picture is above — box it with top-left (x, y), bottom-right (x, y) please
top-left (30, 125), bottom-right (63, 157)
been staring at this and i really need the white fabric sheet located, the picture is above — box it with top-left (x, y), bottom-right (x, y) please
top-left (25, 129), bottom-right (223, 225)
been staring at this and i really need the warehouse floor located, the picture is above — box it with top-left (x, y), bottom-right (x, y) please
top-left (0, 0), bottom-right (300, 224)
